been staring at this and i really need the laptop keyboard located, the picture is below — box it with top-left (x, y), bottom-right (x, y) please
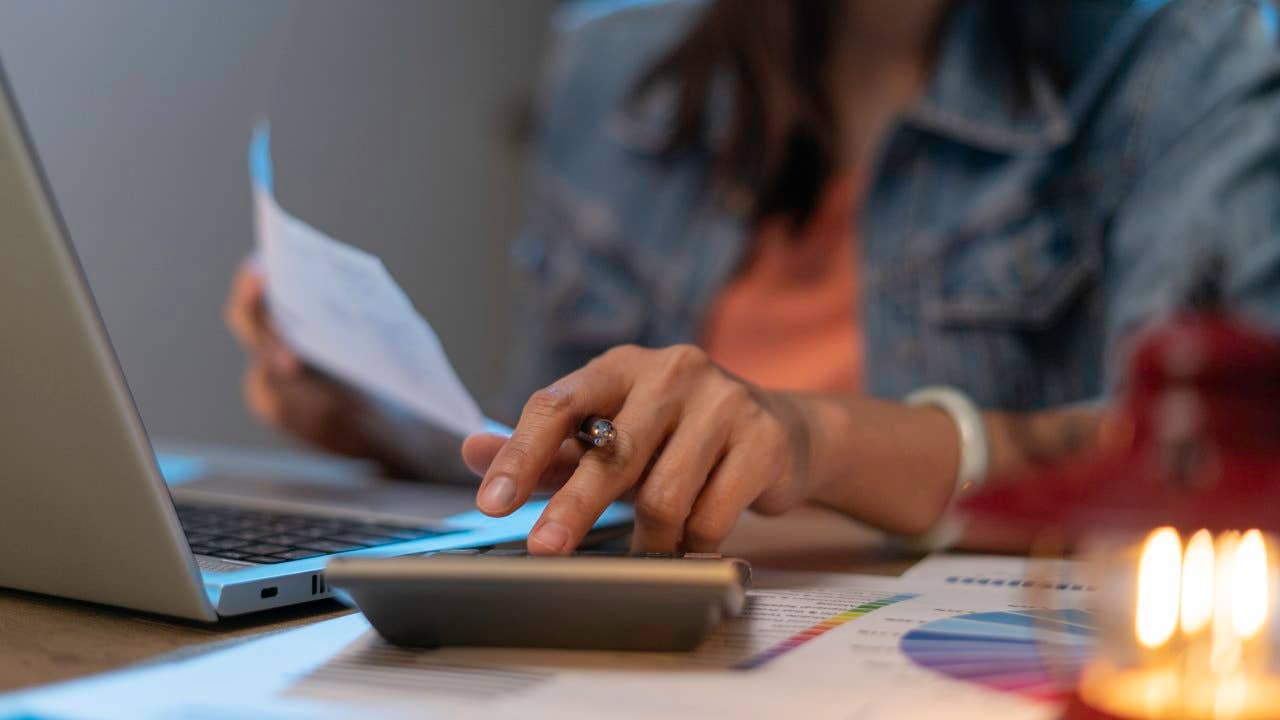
top-left (175, 503), bottom-right (456, 565)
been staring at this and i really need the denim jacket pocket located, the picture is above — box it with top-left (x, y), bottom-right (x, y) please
top-left (923, 213), bottom-right (1100, 329)
top-left (513, 173), bottom-right (648, 348)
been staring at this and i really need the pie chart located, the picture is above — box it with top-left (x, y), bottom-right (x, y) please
top-left (900, 608), bottom-right (1096, 702)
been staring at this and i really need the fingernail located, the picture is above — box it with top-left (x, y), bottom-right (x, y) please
top-left (530, 521), bottom-right (571, 553)
top-left (478, 475), bottom-right (516, 513)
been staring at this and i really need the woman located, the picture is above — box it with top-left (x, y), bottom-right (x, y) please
top-left (227, 0), bottom-right (1280, 555)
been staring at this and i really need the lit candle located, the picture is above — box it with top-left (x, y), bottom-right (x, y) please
top-left (1075, 527), bottom-right (1280, 719)
top-left (1234, 530), bottom-right (1268, 639)
top-left (1136, 527), bottom-right (1181, 650)
top-left (1181, 529), bottom-right (1216, 635)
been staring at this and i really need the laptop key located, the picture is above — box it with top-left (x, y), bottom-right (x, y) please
top-left (273, 549), bottom-right (326, 561)
top-left (238, 543), bottom-right (290, 555)
top-left (184, 533), bottom-right (217, 546)
top-left (329, 533), bottom-right (399, 547)
top-left (189, 544), bottom-right (218, 555)
top-left (263, 521), bottom-right (306, 533)
top-left (244, 555), bottom-right (287, 564)
top-left (205, 537), bottom-right (250, 550)
top-left (259, 533), bottom-right (309, 546)
top-left (181, 523), bottom-right (223, 535)
top-left (309, 518), bottom-right (350, 529)
top-left (209, 550), bottom-right (252, 560)
top-left (297, 540), bottom-right (362, 553)
top-left (370, 525), bottom-right (443, 540)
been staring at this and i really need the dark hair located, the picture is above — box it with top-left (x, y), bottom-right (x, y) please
top-left (635, 1), bottom-right (1060, 228)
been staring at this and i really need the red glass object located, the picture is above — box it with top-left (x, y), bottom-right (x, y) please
top-left (964, 311), bottom-right (1280, 539)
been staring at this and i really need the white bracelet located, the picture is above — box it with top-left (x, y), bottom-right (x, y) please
top-left (904, 386), bottom-right (990, 551)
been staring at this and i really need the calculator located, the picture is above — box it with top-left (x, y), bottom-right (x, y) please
top-left (326, 550), bottom-right (751, 652)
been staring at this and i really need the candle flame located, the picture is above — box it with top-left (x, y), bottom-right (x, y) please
top-left (1137, 527), bottom-right (1183, 649)
top-left (1232, 529), bottom-right (1269, 639)
top-left (1181, 528), bottom-right (1216, 634)
top-left (1211, 532), bottom-right (1242, 675)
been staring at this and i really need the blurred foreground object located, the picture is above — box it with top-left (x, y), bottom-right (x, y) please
top-left (965, 303), bottom-right (1280, 719)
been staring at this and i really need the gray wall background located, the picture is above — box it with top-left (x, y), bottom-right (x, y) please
top-left (0, 0), bottom-right (558, 449)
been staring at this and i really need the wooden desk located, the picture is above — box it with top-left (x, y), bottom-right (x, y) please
top-left (0, 468), bottom-right (915, 693)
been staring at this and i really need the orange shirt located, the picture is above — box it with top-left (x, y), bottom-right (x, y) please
top-left (701, 176), bottom-right (862, 394)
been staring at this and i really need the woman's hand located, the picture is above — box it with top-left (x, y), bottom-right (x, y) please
top-left (460, 345), bottom-right (1109, 556)
top-left (224, 263), bottom-right (399, 464)
top-left (462, 344), bottom-right (814, 554)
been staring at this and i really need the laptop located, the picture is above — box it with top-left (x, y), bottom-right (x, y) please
top-left (0, 60), bottom-right (630, 620)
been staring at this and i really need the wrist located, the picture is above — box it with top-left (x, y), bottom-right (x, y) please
top-left (903, 386), bottom-right (990, 548)
top-left (787, 393), bottom-right (856, 506)
top-left (799, 394), bottom-right (963, 536)
top-left (755, 390), bottom-right (820, 505)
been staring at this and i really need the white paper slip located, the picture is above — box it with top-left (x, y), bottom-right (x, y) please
top-left (249, 126), bottom-right (500, 439)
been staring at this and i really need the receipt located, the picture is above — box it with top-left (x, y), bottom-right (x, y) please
top-left (249, 125), bottom-right (488, 438)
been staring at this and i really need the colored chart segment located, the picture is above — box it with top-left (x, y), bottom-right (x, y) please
top-left (900, 609), bottom-right (1096, 702)
top-left (736, 593), bottom-right (917, 670)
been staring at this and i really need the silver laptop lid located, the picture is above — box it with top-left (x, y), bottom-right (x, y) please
top-left (0, 59), bottom-right (215, 620)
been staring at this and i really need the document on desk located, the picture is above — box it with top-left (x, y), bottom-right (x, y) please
top-left (0, 572), bottom-right (1094, 720)
top-left (288, 576), bottom-right (1087, 719)
top-left (249, 125), bottom-right (495, 439)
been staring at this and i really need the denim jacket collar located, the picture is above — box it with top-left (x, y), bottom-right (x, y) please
top-left (904, 2), bottom-right (1074, 155)
top-left (609, 1), bottom-right (1077, 160)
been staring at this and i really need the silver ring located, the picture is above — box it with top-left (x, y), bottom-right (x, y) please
top-left (576, 416), bottom-right (617, 449)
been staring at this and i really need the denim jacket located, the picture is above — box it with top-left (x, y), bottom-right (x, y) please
top-left (496, 0), bottom-right (1280, 420)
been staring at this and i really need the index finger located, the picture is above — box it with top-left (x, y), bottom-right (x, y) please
top-left (476, 357), bottom-right (631, 517)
